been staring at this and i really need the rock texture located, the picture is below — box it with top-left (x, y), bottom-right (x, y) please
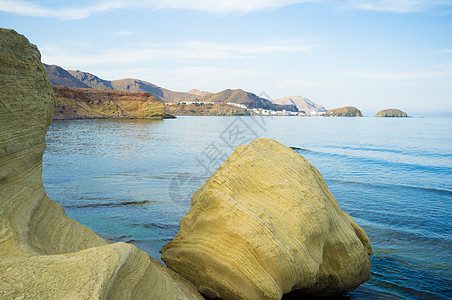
top-left (161, 138), bottom-right (372, 300)
top-left (53, 85), bottom-right (164, 120)
top-left (376, 109), bottom-right (407, 117)
top-left (272, 96), bottom-right (326, 114)
top-left (326, 106), bottom-right (363, 117)
top-left (0, 28), bottom-right (201, 300)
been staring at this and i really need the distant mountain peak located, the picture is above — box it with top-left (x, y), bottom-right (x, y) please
top-left (187, 89), bottom-right (212, 97)
top-left (272, 95), bottom-right (325, 114)
top-left (44, 64), bottom-right (91, 89)
top-left (68, 69), bottom-right (113, 90)
top-left (200, 89), bottom-right (297, 111)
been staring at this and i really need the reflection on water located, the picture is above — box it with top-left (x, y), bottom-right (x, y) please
top-left (43, 116), bottom-right (452, 299)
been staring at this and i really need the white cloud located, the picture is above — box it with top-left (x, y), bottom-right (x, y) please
top-left (115, 30), bottom-right (134, 36)
top-left (437, 49), bottom-right (452, 54)
top-left (148, 0), bottom-right (314, 14)
top-left (345, 0), bottom-right (452, 13)
top-left (0, 0), bottom-right (127, 20)
top-left (0, 0), bottom-right (314, 19)
top-left (2, 0), bottom-right (449, 19)
top-left (324, 70), bottom-right (452, 80)
top-left (41, 40), bottom-right (316, 67)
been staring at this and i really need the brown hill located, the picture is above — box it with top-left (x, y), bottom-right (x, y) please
top-left (52, 85), bottom-right (164, 120)
top-left (45, 64), bottom-right (197, 103)
top-left (68, 69), bottom-right (113, 90)
top-left (200, 89), bottom-right (297, 111)
top-left (110, 78), bottom-right (198, 103)
top-left (376, 109), bottom-right (407, 117)
top-left (326, 106), bottom-right (362, 117)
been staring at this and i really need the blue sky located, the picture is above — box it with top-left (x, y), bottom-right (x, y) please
top-left (1, 0), bottom-right (451, 115)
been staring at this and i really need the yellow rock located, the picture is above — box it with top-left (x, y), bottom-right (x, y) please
top-left (161, 138), bottom-right (372, 299)
top-left (0, 28), bottom-right (202, 299)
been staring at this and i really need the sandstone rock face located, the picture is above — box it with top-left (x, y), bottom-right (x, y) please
top-left (376, 109), bottom-right (407, 117)
top-left (326, 106), bottom-right (363, 117)
top-left (53, 85), bottom-right (164, 120)
top-left (0, 28), bottom-right (201, 300)
top-left (161, 138), bottom-right (372, 299)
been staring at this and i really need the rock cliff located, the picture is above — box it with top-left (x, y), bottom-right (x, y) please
top-left (53, 85), bottom-right (164, 120)
top-left (376, 109), bottom-right (407, 117)
top-left (0, 28), bottom-right (201, 300)
top-left (161, 138), bottom-right (372, 299)
top-left (326, 106), bottom-right (363, 117)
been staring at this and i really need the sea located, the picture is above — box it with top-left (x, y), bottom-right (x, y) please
top-left (42, 116), bottom-right (452, 299)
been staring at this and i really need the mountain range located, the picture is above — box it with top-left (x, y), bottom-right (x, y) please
top-left (200, 89), bottom-right (297, 111)
top-left (45, 64), bottom-right (198, 103)
top-left (44, 64), bottom-right (324, 113)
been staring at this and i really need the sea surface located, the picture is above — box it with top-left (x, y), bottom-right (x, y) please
top-left (42, 116), bottom-right (452, 299)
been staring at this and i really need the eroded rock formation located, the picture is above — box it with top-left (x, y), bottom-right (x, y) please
top-left (161, 138), bottom-right (372, 300)
top-left (0, 28), bottom-right (201, 300)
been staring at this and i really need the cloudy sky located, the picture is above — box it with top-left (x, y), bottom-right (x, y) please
top-left (1, 0), bottom-right (451, 115)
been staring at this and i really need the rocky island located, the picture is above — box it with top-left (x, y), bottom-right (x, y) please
top-left (326, 106), bottom-right (363, 117)
top-left (376, 109), bottom-right (408, 117)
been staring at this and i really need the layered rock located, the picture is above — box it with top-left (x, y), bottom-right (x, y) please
top-left (326, 106), bottom-right (362, 117)
top-left (376, 109), bottom-right (407, 117)
top-left (161, 138), bottom-right (372, 299)
top-left (53, 85), bottom-right (164, 120)
top-left (0, 28), bottom-right (201, 299)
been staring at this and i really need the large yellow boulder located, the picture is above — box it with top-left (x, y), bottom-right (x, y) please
top-left (161, 138), bottom-right (372, 299)
top-left (0, 28), bottom-right (201, 300)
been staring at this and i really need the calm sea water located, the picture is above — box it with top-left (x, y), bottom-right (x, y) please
top-left (42, 116), bottom-right (452, 299)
